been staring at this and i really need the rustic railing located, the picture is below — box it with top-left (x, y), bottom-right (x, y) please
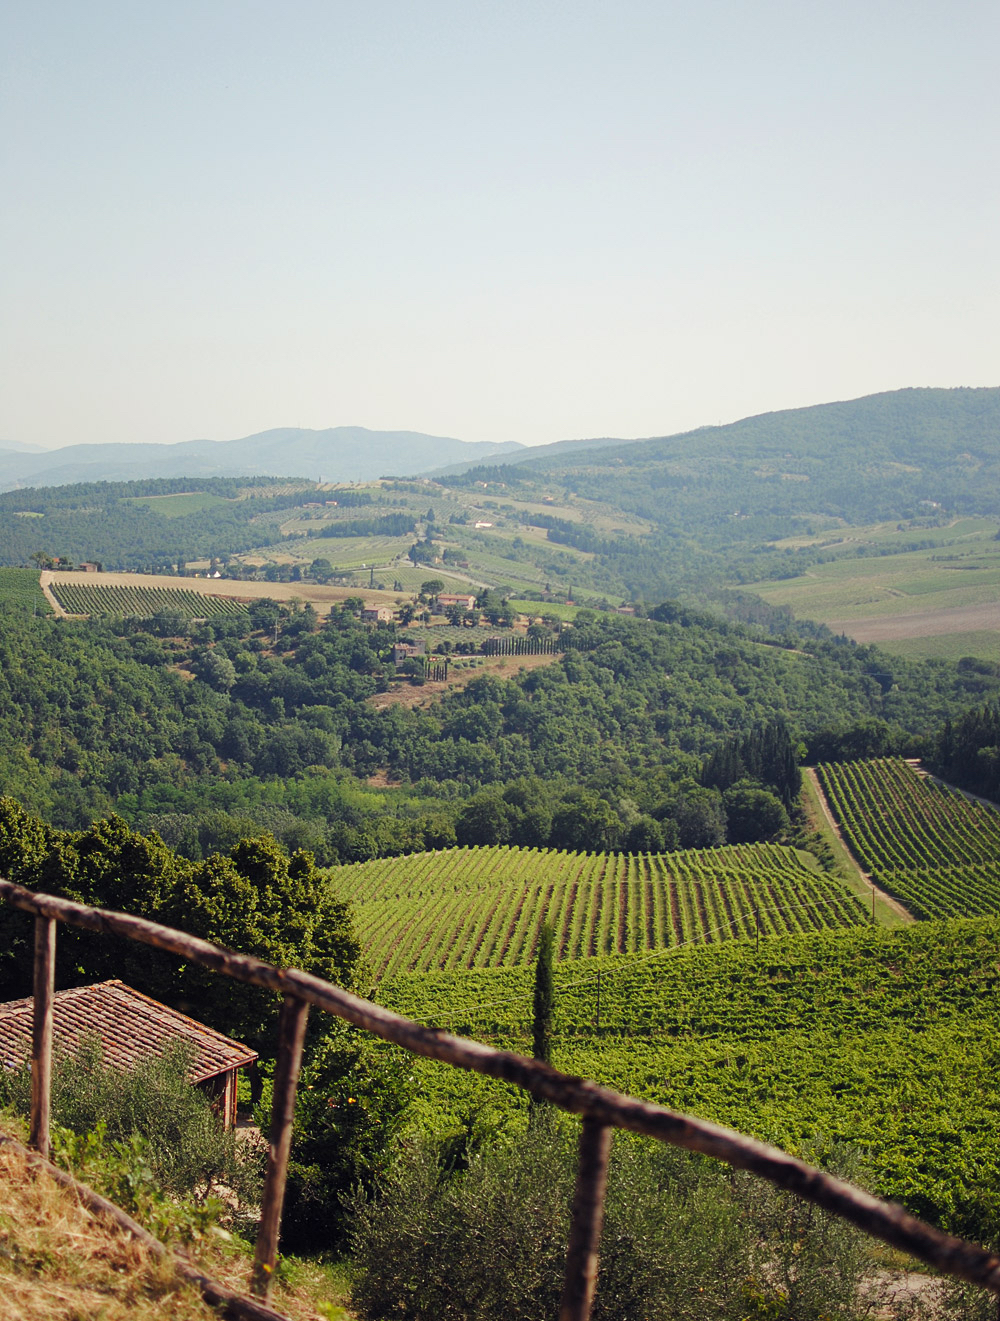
top-left (2, 876), bottom-right (1000, 1320)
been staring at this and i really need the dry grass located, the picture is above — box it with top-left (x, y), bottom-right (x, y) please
top-left (368, 648), bottom-right (560, 709)
top-left (0, 1142), bottom-right (351, 1321)
top-left (0, 1145), bottom-right (214, 1321)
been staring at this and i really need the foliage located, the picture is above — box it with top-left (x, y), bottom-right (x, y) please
top-left (0, 1037), bottom-right (262, 1223)
top-left (349, 1128), bottom-right (909, 1321)
top-left (281, 1023), bottom-right (415, 1252)
top-left (326, 842), bottom-right (865, 979)
top-left (0, 804), bottom-right (362, 1070)
top-left (532, 922), bottom-right (554, 1064)
top-left (0, 590), bottom-right (994, 847)
top-left (702, 718), bottom-right (801, 808)
top-left (0, 476), bottom-right (308, 571)
top-left (934, 697), bottom-right (1000, 800)
top-left (318, 513), bottom-right (416, 538)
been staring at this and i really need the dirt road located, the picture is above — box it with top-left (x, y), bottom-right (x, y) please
top-left (804, 768), bottom-right (914, 923)
top-left (38, 571), bottom-right (67, 617)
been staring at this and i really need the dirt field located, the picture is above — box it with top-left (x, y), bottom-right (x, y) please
top-left (45, 570), bottom-right (405, 615)
top-left (828, 600), bottom-right (1000, 643)
top-left (368, 650), bottom-right (560, 710)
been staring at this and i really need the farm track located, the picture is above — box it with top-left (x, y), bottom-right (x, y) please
top-left (804, 768), bottom-right (913, 924)
top-left (38, 571), bottom-right (67, 617)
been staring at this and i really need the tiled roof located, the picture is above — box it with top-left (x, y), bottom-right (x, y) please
top-left (0, 980), bottom-right (257, 1083)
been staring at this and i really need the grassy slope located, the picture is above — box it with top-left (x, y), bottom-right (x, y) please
top-left (800, 769), bottom-right (910, 927)
top-left (0, 1128), bottom-right (349, 1320)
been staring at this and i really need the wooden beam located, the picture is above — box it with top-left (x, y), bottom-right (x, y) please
top-left (252, 994), bottom-right (309, 1300)
top-left (29, 915), bottom-right (55, 1159)
top-left (559, 1119), bottom-right (612, 1321)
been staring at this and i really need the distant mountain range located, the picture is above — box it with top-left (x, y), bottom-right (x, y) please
top-left (5, 388), bottom-right (999, 502)
top-left (0, 428), bottom-right (524, 491)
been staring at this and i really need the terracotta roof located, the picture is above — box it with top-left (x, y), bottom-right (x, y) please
top-left (0, 980), bottom-right (257, 1083)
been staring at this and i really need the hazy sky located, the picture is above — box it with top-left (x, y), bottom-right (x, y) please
top-left (3, 1), bottom-right (998, 450)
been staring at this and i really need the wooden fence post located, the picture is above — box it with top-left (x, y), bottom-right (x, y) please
top-left (29, 915), bottom-right (56, 1159)
top-left (559, 1117), bottom-right (613, 1321)
top-left (251, 993), bottom-right (309, 1300)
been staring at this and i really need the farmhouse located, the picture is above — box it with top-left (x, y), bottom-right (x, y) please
top-left (0, 980), bottom-right (256, 1129)
top-left (361, 606), bottom-right (393, 623)
top-left (434, 593), bottom-right (477, 611)
top-left (393, 640), bottom-right (426, 663)
top-left (78, 562), bottom-right (102, 573)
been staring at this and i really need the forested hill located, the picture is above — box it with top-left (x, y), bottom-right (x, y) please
top-left (0, 598), bottom-right (995, 854)
top-left (478, 387), bottom-right (1000, 528)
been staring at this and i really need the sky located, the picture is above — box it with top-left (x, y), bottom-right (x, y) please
top-left (3, 1), bottom-right (998, 451)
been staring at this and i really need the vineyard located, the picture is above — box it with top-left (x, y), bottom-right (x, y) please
top-left (384, 917), bottom-right (1000, 1236)
top-left (817, 757), bottom-right (1000, 919)
top-left (50, 581), bottom-right (250, 619)
top-left (325, 842), bottom-right (867, 979)
top-left (0, 568), bottom-right (50, 615)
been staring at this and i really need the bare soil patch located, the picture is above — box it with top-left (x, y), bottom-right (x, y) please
top-left (829, 599), bottom-right (1000, 643)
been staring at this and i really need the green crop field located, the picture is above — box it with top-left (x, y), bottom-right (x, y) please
top-left (0, 568), bottom-right (50, 614)
top-left (740, 519), bottom-right (1000, 660)
top-left (270, 535), bottom-right (412, 567)
top-left (383, 566), bottom-right (478, 591)
top-left (868, 630), bottom-right (1000, 662)
top-left (124, 491), bottom-right (232, 517)
top-left (508, 599), bottom-right (580, 620)
top-left (383, 916), bottom-right (1000, 1236)
top-left (325, 842), bottom-right (867, 980)
top-left (817, 757), bottom-right (1000, 919)
top-left (50, 582), bottom-right (249, 619)
top-left (750, 544), bottom-right (1000, 619)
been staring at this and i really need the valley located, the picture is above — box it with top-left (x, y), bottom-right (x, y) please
top-left (2, 387), bottom-right (1000, 1315)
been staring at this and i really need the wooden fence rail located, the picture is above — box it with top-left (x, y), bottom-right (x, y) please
top-left (2, 875), bottom-right (1000, 1319)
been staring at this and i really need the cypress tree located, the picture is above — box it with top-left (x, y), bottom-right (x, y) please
top-left (532, 921), bottom-right (555, 1066)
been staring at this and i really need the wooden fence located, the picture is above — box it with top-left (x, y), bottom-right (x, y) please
top-left (2, 875), bottom-right (1000, 1321)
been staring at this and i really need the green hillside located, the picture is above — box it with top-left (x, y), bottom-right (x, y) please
top-left (6, 389), bottom-right (1000, 627)
top-left (521, 387), bottom-right (1000, 527)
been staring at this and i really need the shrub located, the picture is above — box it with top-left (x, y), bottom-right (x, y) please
top-left (348, 1127), bottom-right (921, 1321)
top-left (0, 1034), bottom-right (262, 1212)
top-left (280, 1022), bottom-right (414, 1253)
